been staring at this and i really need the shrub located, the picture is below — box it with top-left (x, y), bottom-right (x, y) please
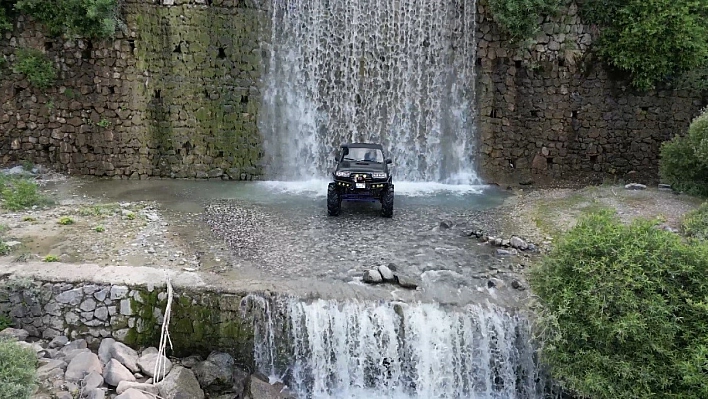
top-left (1, 178), bottom-right (46, 211)
top-left (0, 4), bottom-right (12, 32)
top-left (12, 47), bottom-right (56, 89)
top-left (581, 0), bottom-right (708, 90)
top-left (0, 337), bottom-right (37, 399)
top-left (0, 315), bottom-right (12, 330)
top-left (530, 210), bottom-right (708, 399)
top-left (57, 216), bottom-right (74, 225)
top-left (14, 0), bottom-right (119, 39)
top-left (659, 108), bottom-right (708, 196)
top-left (681, 202), bottom-right (708, 240)
top-left (42, 254), bottom-right (59, 262)
top-left (488, 0), bottom-right (562, 42)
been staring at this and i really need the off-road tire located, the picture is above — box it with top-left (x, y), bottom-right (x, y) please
top-left (327, 185), bottom-right (341, 216)
top-left (381, 187), bottom-right (394, 218)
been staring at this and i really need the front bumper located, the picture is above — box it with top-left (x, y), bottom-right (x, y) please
top-left (331, 178), bottom-right (391, 202)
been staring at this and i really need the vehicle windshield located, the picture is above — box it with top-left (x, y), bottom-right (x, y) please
top-left (342, 147), bottom-right (384, 163)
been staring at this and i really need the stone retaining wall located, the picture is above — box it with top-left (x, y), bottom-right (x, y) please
top-left (0, 277), bottom-right (255, 367)
top-left (475, 0), bottom-right (707, 185)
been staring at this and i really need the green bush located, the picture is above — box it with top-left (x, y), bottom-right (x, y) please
top-left (12, 48), bottom-right (56, 89)
top-left (530, 210), bottom-right (708, 399)
top-left (659, 108), bottom-right (708, 196)
top-left (681, 202), bottom-right (708, 240)
top-left (0, 315), bottom-right (11, 330)
top-left (0, 337), bottom-right (37, 399)
top-left (14, 0), bottom-right (119, 39)
top-left (0, 177), bottom-right (48, 211)
top-left (488, 0), bottom-right (562, 42)
top-left (0, 5), bottom-right (12, 32)
top-left (581, 0), bottom-right (708, 90)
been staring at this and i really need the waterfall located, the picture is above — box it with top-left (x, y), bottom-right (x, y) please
top-left (260, 0), bottom-right (479, 184)
top-left (243, 296), bottom-right (555, 399)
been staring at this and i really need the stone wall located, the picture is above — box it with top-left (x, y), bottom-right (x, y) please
top-left (0, 277), bottom-right (256, 368)
top-left (475, 1), bottom-right (708, 185)
top-left (0, 0), bottom-right (266, 180)
top-left (1, 1), bottom-right (706, 184)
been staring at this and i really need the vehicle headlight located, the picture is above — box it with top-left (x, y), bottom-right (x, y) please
top-left (335, 171), bottom-right (351, 177)
top-left (371, 172), bottom-right (387, 179)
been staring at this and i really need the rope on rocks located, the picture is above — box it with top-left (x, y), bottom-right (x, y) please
top-left (153, 275), bottom-right (174, 385)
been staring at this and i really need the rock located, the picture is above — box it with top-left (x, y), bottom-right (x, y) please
top-left (527, 243), bottom-right (537, 252)
top-left (376, 265), bottom-right (395, 281)
top-left (64, 339), bottom-right (88, 351)
top-left (363, 269), bottom-right (383, 283)
top-left (115, 388), bottom-right (151, 399)
top-left (386, 262), bottom-right (397, 272)
top-left (157, 366), bottom-right (205, 399)
top-left (141, 347), bottom-right (159, 356)
top-left (36, 359), bottom-right (68, 380)
top-left (98, 338), bottom-right (115, 364)
top-left (65, 352), bottom-right (102, 382)
top-left (83, 389), bottom-right (106, 399)
top-left (495, 249), bottom-right (513, 256)
top-left (59, 348), bottom-right (91, 363)
top-left (658, 183), bottom-right (673, 191)
top-left (625, 183), bottom-right (647, 190)
top-left (104, 358), bottom-right (137, 386)
top-left (206, 351), bottom-right (234, 370)
top-left (511, 280), bottom-right (524, 290)
top-left (510, 236), bottom-right (528, 250)
top-left (0, 327), bottom-right (29, 341)
top-left (233, 367), bottom-right (249, 396)
top-left (249, 374), bottom-right (286, 399)
top-left (493, 237), bottom-right (503, 246)
top-left (180, 355), bottom-right (203, 368)
top-left (439, 220), bottom-right (453, 229)
top-left (55, 392), bottom-right (73, 399)
top-left (138, 353), bottom-right (172, 380)
top-left (394, 274), bottom-right (420, 289)
top-left (79, 370), bottom-right (103, 391)
top-left (111, 341), bottom-right (140, 372)
top-left (56, 288), bottom-right (84, 305)
top-left (117, 381), bottom-right (160, 395)
top-left (501, 239), bottom-right (510, 247)
top-left (193, 360), bottom-right (232, 390)
top-left (49, 335), bottom-right (69, 349)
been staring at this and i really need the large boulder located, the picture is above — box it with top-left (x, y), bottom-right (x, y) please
top-left (110, 342), bottom-right (140, 372)
top-left (115, 389), bottom-right (151, 399)
top-left (193, 360), bottom-right (232, 390)
top-left (83, 370), bottom-right (104, 391)
top-left (248, 375), bottom-right (287, 399)
top-left (83, 388), bottom-right (106, 399)
top-left (104, 359), bottom-right (137, 387)
top-left (158, 366), bottom-right (205, 399)
top-left (36, 359), bottom-right (67, 380)
top-left (65, 352), bottom-right (102, 382)
top-left (137, 352), bottom-right (172, 380)
top-left (98, 338), bottom-right (115, 365)
top-left (0, 327), bottom-right (29, 341)
top-left (116, 381), bottom-right (160, 395)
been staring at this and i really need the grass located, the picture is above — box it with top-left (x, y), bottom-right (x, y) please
top-left (42, 254), bottom-right (59, 262)
top-left (0, 176), bottom-right (49, 211)
top-left (78, 203), bottom-right (119, 217)
top-left (0, 315), bottom-right (11, 330)
top-left (57, 216), bottom-right (74, 225)
top-left (94, 225), bottom-right (105, 232)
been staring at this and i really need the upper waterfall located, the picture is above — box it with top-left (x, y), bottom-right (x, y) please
top-left (260, 0), bottom-right (480, 184)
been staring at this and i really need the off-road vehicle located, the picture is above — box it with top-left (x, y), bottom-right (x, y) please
top-left (327, 143), bottom-right (394, 217)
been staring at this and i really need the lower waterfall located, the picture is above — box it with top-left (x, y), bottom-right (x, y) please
top-left (243, 296), bottom-right (555, 399)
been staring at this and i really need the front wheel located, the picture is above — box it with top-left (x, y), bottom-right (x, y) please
top-left (381, 187), bottom-right (394, 218)
top-left (327, 185), bottom-right (341, 216)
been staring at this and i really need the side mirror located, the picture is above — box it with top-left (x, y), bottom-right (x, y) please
top-left (385, 159), bottom-right (392, 164)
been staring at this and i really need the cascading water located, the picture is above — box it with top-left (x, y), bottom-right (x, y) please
top-left (243, 295), bottom-right (555, 399)
top-left (260, 0), bottom-right (479, 184)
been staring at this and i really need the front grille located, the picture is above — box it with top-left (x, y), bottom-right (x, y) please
top-left (351, 173), bottom-right (371, 182)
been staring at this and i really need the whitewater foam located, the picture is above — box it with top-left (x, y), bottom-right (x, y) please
top-left (256, 179), bottom-right (488, 197)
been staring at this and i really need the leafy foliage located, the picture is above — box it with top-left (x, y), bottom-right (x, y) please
top-left (488, 0), bottom-right (562, 42)
top-left (0, 175), bottom-right (49, 211)
top-left (12, 48), bottom-right (56, 89)
top-left (659, 107), bottom-right (708, 196)
top-left (0, 337), bottom-right (37, 399)
top-left (14, 0), bottom-right (119, 38)
top-left (0, 4), bottom-right (12, 32)
top-left (681, 202), bottom-right (708, 240)
top-left (530, 210), bottom-right (708, 399)
top-left (581, 0), bottom-right (708, 90)
top-left (0, 315), bottom-right (12, 330)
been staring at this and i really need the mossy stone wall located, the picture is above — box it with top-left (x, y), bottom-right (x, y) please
top-left (0, 0), bottom-right (267, 180)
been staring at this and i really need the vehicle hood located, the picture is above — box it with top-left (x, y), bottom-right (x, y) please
top-left (336, 161), bottom-right (386, 173)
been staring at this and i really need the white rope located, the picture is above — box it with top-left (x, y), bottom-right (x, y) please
top-left (152, 276), bottom-right (174, 384)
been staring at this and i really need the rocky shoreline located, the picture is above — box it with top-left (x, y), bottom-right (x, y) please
top-left (2, 327), bottom-right (291, 399)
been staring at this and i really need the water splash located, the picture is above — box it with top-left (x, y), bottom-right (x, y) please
top-left (261, 0), bottom-right (479, 184)
top-left (244, 296), bottom-right (554, 399)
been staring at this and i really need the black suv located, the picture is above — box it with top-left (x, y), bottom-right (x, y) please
top-left (327, 143), bottom-right (394, 217)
